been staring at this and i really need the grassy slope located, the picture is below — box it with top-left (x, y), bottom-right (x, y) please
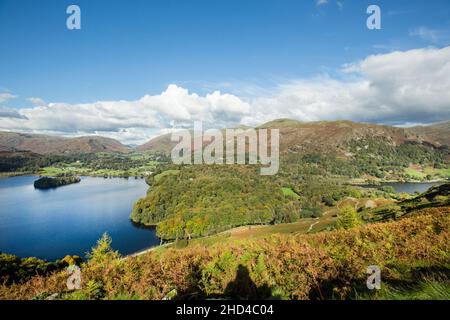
top-left (183, 207), bottom-right (337, 247)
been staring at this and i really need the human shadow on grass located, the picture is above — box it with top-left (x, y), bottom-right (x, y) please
top-left (175, 264), bottom-right (278, 300)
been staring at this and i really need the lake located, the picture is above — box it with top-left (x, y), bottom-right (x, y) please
top-left (379, 182), bottom-right (442, 194)
top-left (0, 176), bottom-right (159, 261)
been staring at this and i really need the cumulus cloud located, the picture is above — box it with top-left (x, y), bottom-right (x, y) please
top-left (27, 97), bottom-right (46, 106)
top-left (241, 46), bottom-right (450, 127)
top-left (0, 93), bottom-right (16, 103)
top-left (1, 46), bottom-right (449, 144)
top-left (0, 85), bottom-right (251, 144)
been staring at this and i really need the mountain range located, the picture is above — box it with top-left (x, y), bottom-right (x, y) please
top-left (136, 119), bottom-right (450, 157)
top-left (0, 120), bottom-right (449, 156)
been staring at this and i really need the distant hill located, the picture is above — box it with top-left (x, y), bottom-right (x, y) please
top-left (136, 132), bottom-right (177, 155)
top-left (0, 132), bottom-right (130, 154)
top-left (258, 118), bottom-right (303, 128)
top-left (261, 120), bottom-right (449, 156)
top-left (137, 119), bottom-right (450, 157)
top-left (407, 121), bottom-right (450, 147)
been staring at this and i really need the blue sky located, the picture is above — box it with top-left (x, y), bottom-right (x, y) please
top-left (1, 0), bottom-right (449, 104)
top-left (0, 0), bottom-right (449, 143)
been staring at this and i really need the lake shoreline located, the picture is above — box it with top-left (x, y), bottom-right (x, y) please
top-left (0, 175), bottom-right (158, 261)
top-left (1, 174), bottom-right (446, 260)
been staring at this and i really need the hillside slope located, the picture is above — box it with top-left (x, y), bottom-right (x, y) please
top-left (407, 121), bottom-right (450, 147)
top-left (261, 120), bottom-right (448, 156)
top-left (363, 183), bottom-right (450, 222)
top-left (137, 120), bottom-right (450, 157)
top-left (135, 132), bottom-right (176, 155)
top-left (0, 132), bottom-right (130, 154)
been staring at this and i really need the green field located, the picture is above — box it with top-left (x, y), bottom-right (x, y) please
top-left (37, 152), bottom-right (161, 178)
top-left (404, 168), bottom-right (427, 179)
top-left (39, 166), bottom-right (153, 177)
top-left (403, 166), bottom-right (450, 181)
top-left (423, 167), bottom-right (450, 178)
top-left (281, 187), bottom-right (300, 199)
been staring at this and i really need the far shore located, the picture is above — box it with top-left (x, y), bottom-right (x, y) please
top-left (0, 172), bottom-right (148, 180)
top-left (0, 171), bottom-right (34, 178)
top-left (2, 171), bottom-right (448, 185)
top-left (347, 178), bottom-right (447, 186)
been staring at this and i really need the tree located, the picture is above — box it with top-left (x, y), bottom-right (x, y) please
top-left (87, 233), bottom-right (120, 265)
top-left (336, 205), bottom-right (362, 230)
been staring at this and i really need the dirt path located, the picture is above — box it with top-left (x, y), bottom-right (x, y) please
top-left (307, 219), bottom-right (320, 232)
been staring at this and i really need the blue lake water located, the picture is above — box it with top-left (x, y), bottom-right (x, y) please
top-left (0, 176), bottom-right (159, 261)
top-left (380, 182), bottom-right (441, 194)
top-left (359, 182), bottom-right (441, 194)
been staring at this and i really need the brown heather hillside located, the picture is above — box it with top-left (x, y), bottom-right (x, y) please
top-left (260, 119), bottom-right (449, 156)
top-left (136, 132), bottom-right (176, 155)
top-left (407, 121), bottom-right (450, 147)
top-left (1, 206), bottom-right (448, 300)
top-left (0, 132), bottom-right (131, 154)
top-left (137, 119), bottom-right (450, 156)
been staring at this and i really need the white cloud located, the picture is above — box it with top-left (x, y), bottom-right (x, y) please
top-left (0, 85), bottom-right (251, 144)
top-left (1, 46), bottom-right (449, 144)
top-left (242, 46), bottom-right (450, 126)
top-left (27, 97), bottom-right (46, 106)
top-left (0, 93), bottom-right (16, 103)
